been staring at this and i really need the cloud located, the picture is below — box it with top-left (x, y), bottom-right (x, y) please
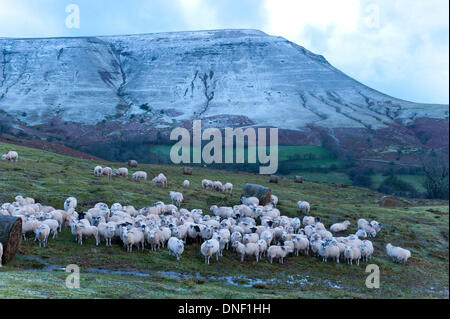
top-left (262, 0), bottom-right (449, 104)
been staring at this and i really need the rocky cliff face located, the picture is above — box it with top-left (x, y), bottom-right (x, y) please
top-left (0, 29), bottom-right (448, 163)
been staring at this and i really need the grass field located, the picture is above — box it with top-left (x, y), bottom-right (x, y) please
top-left (0, 142), bottom-right (448, 298)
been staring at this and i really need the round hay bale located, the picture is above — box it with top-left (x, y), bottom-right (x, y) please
top-left (269, 175), bottom-right (279, 183)
top-left (183, 166), bottom-right (193, 175)
top-left (379, 195), bottom-right (404, 207)
top-left (293, 176), bottom-right (303, 183)
top-left (241, 183), bottom-right (272, 206)
top-left (127, 160), bottom-right (138, 168)
top-left (0, 215), bottom-right (22, 264)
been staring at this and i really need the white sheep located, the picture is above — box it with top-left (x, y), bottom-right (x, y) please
top-left (201, 179), bottom-right (213, 190)
top-left (42, 219), bottom-right (59, 239)
top-left (151, 173), bottom-right (168, 187)
top-left (292, 236), bottom-right (309, 256)
top-left (64, 197), bottom-right (77, 211)
top-left (183, 180), bottom-right (190, 187)
top-left (270, 194), bottom-right (278, 206)
top-left (113, 167), bottom-right (129, 178)
top-left (169, 191), bottom-right (184, 207)
top-left (385, 243), bottom-right (411, 264)
top-left (168, 237), bottom-right (185, 260)
top-left (147, 229), bottom-right (163, 251)
top-left (302, 216), bottom-right (318, 226)
top-left (34, 224), bottom-right (50, 248)
top-left (102, 167), bottom-right (113, 178)
top-left (330, 221), bottom-right (351, 233)
top-left (22, 218), bottom-right (41, 240)
top-left (240, 196), bottom-right (259, 207)
top-left (201, 239), bottom-right (220, 264)
top-left (132, 171), bottom-right (147, 181)
top-left (360, 240), bottom-right (374, 262)
top-left (75, 224), bottom-right (100, 246)
top-left (267, 245), bottom-right (293, 264)
top-left (318, 240), bottom-right (340, 263)
top-left (210, 205), bottom-right (234, 219)
top-left (297, 201), bottom-right (311, 214)
top-left (223, 182), bottom-right (233, 194)
top-left (94, 166), bottom-right (103, 177)
top-left (122, 227), bottom-right (145, 252)
top-left (98, 222), bottom-right (117, 246)
top-left (243, 233), bottom-right (259, 244)
top-left (344, 245), bottom-right (361, 265)
top-left (256, 239), bottom-right (268, 258)
top-left (213, 181), bottom-right (223, 192)
top-left (1, 151), bottom-right (18, 162)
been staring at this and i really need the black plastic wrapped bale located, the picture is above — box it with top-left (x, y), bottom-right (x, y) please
top-left (294, 176), bottom-right (303, 183)
top-left (0, 215), bottom-right (22, 264)
top-left (241, 183), bottom-right (272, 206)
top-left (269, 175), bottom-right (279, 183)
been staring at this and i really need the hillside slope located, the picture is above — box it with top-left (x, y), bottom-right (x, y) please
top-left (0, 142), bottom-right (448, 298)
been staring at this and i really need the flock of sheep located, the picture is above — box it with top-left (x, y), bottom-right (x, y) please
top-left (0, 150), bottom-right (412, 268)
top-left (0, 192), bottom-right (411, 267)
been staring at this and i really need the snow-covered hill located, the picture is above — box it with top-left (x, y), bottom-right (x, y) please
top-left (0, 29), bottom-right (448, 162)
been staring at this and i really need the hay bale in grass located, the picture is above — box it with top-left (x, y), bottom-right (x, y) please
top-left (0, 215), bottom-right (22, 265)
top-left (127, 160), bottom-right (138, 168)
top-left (269, 175), bottom-right (279, 183)
top-left (183, 166), bottom-right (193, 175)
top-left (294, 176), bottom-right (303, 183)
top-left (241, 183), bottom-right (271, 206)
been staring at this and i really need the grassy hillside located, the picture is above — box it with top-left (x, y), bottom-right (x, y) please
top-left (0, 142), bottom-right (448, 298)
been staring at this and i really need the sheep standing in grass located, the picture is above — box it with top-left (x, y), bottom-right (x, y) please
top-left (1, 151), bottom-right (18, 162)
top-left (64, 197), bottom-right (77, 211)
top-left (330, 221), bottom-right (350, 233)
top-left (318, 240), bottom-right (340, 263)
top-left (213, 181), bottom-right (223, 192)
top-left (168, 237), bottom-right (185, 260)
top-left (201, 239), bottom-right (220, 264)
top-left (360, 240), bottom-right (374, 262)
top-left (102, 167), bottom-right (113, 179)
top-left (113, 167), bottom-right (129, 178)
top-left (223, 183), bottom-right (233, 194)
top-left (169, 191), bottom-right (183, 207)
top-left (22, 218), bottom-right (42, 240)
top-left (75, 224), bottom-right (100, 246)
top-left (42, 219), bottom-right (59, 239)
top-left (183, 180), bottom-right (190, 187)
top-left (94, 166), bottom-right (103, 177)
top-left (132, 171), bottom-right (148, 181)
top-left (122, 227), bottom-right (145, 252)
top-left (344, 245), bottom-right (361, 265)
top-left (34, 224), bottom-right (50, 248)
top-left (151, 173), bottom-right (168, 188)
top-left (267, 245), bottom-right (293, 264)
top-left (201, 179), bottom-right (213, 190)
top-left (385, 243), bottom-right (411, 264)
top-left (297, 201), bottom-right (311, 214)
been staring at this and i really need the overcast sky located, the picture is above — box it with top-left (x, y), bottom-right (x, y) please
top-left (0, 0), bottom-right (448, 104)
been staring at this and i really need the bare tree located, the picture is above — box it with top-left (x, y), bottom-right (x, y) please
top-left (422, 159), bottom-right (449, 200)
